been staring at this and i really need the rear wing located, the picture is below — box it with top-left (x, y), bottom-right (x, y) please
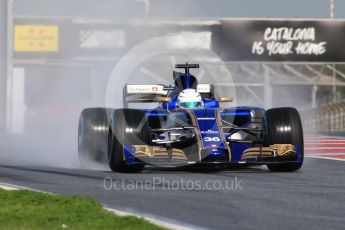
top-left (123, 84), bottom-right (214, 108)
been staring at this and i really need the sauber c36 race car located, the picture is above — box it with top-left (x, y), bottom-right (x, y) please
top-left (78, 63), bottom-right (304, 172)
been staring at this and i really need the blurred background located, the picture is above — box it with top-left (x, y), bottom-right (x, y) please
top-left (1, 0), bottom-right (345, 167)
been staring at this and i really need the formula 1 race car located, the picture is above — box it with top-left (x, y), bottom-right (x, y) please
top-left (78, 63), bottom-right (304, 172)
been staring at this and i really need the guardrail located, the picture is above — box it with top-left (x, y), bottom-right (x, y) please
top-left (300, 101), bottom-right (345, 133)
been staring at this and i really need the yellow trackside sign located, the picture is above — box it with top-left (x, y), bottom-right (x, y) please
top-left (14, 25), bottom-right (59, 52)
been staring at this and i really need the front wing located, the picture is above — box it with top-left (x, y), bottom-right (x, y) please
top-left (122, 144), bottom-right (301, 166)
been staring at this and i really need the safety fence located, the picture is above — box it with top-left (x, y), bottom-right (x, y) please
top-left (301, 101), bottom-right (345, 133)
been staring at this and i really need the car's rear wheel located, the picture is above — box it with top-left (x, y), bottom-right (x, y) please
top-left (78, 108), bottom-right (112, 168)
top-left (265, 107), bottom-right (304, 172)
top-left (108, 109), bottom-right (149, 173)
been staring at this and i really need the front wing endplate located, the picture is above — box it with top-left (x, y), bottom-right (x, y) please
top-left (241, 144), bottom-right (296, 160)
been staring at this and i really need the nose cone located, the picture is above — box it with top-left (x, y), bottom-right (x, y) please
top-left (201, 148), bottom-right (230, 162)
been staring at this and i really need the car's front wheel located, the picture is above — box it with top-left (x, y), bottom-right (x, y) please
top-left (265, 107), bottom-right (304, 172)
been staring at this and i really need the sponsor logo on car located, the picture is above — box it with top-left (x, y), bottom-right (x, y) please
top-left (127, 85), bottom-right (167, 95)
top-left (200, 129), bottom-right (219, 134)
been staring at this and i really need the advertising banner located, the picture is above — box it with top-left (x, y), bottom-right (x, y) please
top-left (218, 20), bottom-right (345, 62)
top-left (14, 25), bottom-right (59, 52)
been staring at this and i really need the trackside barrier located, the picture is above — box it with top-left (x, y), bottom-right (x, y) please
top-left (301, 101), bottom-right (345, 133)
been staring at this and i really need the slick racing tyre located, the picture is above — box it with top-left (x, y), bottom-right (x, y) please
top-left (78, 108), bottom-right (112, 167)
top-left (265, 107), bottom-right (304, 172)
top-left (108, 109), bottom-right (150, 173)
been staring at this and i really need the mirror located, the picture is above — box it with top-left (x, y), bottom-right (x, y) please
top-left (219, 97), bottom-right (233, 102)
top-left (156, 96), bottom-right (171, 103)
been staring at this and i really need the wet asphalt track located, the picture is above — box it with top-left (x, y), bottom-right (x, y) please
top-left (0, 157), bottom-right (344, 230)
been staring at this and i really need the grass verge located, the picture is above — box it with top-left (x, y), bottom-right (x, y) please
top-left (0, 188), bottom-right (163, 230)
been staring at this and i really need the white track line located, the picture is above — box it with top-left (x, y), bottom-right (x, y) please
top-left (307, 156), bottom-right (345, 162)
top-left (304, 142), bottom-right (345, 147)
top-left (306, 140), bottom-right (345, 142)
top-left (0, 183), bottom-right (19, 191)
top-left (305, 147), bottom-right (345, 150)
top-left (306, 136), bottom-right (345, 140)
top-left (0, 182), bottom-right (52, 193)
top-left (104, 207), bottom-right (199, 230)
top-left (306, 153), bottom-right (345, 156)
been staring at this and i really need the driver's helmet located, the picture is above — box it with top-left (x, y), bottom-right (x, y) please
top-left (177, 89), bottom-right (203, 108)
